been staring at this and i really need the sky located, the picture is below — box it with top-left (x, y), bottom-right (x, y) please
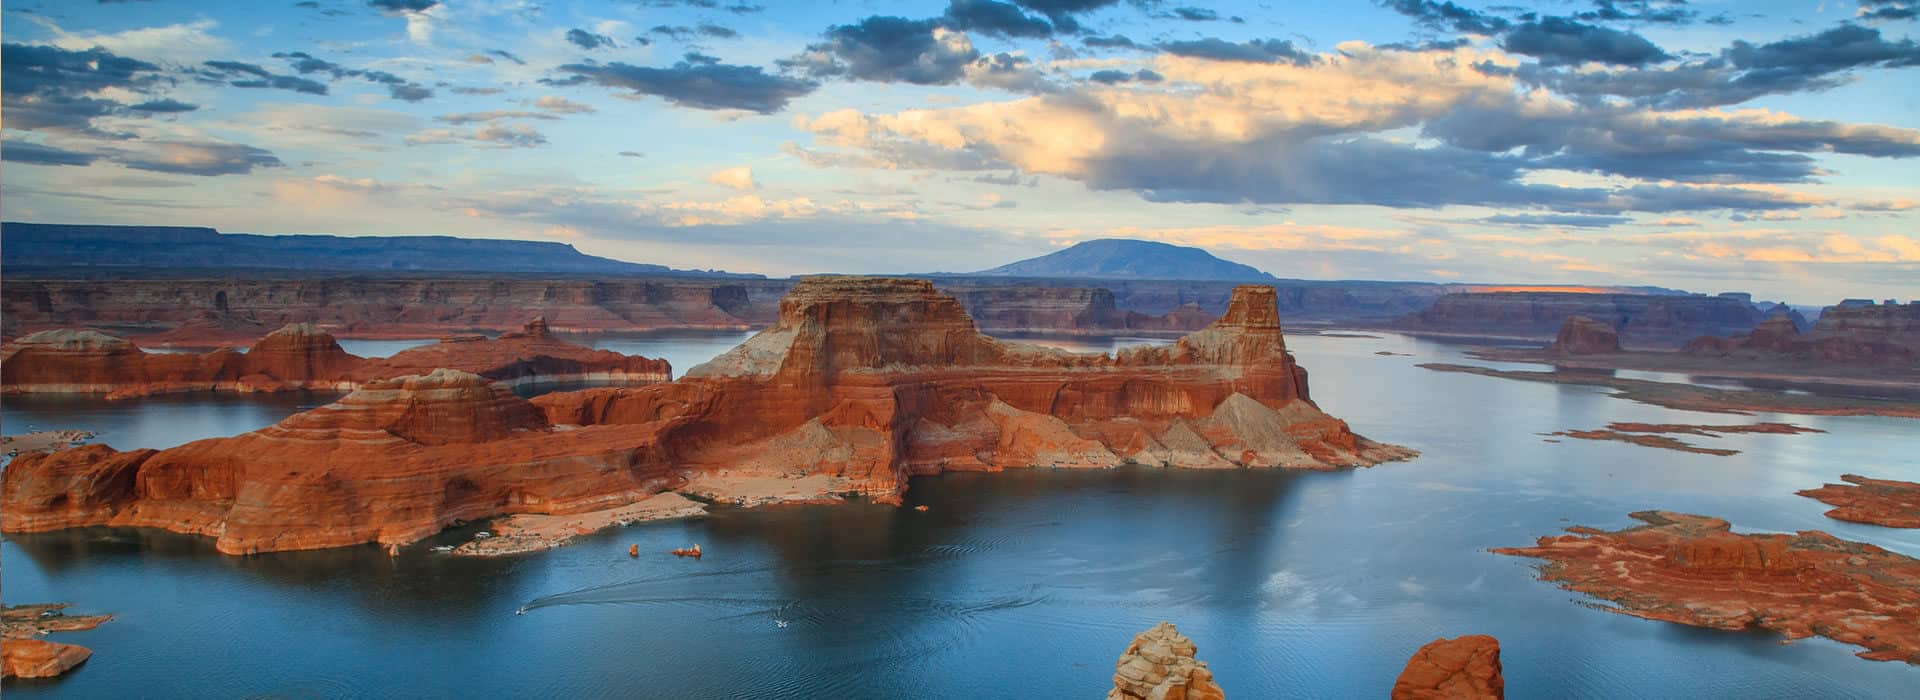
top-left (2, 0), bottom-right (1916, 303)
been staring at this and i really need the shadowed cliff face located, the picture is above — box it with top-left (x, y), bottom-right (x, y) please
top-left (1403, 292), bottom-right (1763, 348)
top-left (2, 279), bottom-right (1413, 555)
top-left (1684, 304), bottom-right (1920, 365)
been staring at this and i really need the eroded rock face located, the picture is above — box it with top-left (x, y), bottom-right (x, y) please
top-left (2, 279), bottom-right (1412, 554)
top-left (1686, 306), bottom-right (1919, 365)
top-left (1546, 316), bottom-right (1621, 355)
top-left (0, 318), bottom-right (669, 399)
top-left (1106, 622), bottom-right (1225, 700)
top-left (1494, 511), bottom-right (1920, 664)
top-left (1403, 292), bottom-right (1762, 347)
top-left (1, 639), bottom-right (92, 679)
top-left (1392, 635), bottom-right (1504, 700)
top-left (1797, 475), bottom-right (1920, 528)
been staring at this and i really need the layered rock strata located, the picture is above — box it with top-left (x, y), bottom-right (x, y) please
top-left (1, 318), bottom-right (669, 399)
top-left (1106, 622), bottom-right (1225, 700)
top-left (2, 279), bottom-right (1411, 555)
top-left (1494, 511), bottom-right (1920, 664)
top-left (1686, 304), bottom-right (1919, 365)
top-left (1402, 292), bottom-right (1762, 347)
top-left (1545, 316), bottom-right (1621, 356)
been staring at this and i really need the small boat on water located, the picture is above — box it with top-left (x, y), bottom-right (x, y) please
top-left (671, 544), bottom-right (702, 558)
top-left (628, 544), bottom-right (639, 558)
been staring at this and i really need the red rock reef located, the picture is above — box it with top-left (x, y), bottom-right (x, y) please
top-left (1106, 622), bottom-right (1225, 700)
top-left (1494, 511), bottom-right (1920, 664)
top-left (1, 278), bottom-right (1411, 555)
top-left (1798, 475), bottom-right (1920, 528)
top-left (1546, 315), bottom-right (1622, 356)
top-left (0, 318), bottom-right (669, 399)
top-left (1392, 635), bottom-right (1505, 700)
top-left (2, 640), bottom-right (92, 680)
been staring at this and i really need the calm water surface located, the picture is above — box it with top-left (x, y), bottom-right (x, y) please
top-left (4, 331), bottom-right (1917, 698)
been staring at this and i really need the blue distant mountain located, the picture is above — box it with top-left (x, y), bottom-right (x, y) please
top-left (1, 222), bottom-right (757, 277)
top-left (971, 239), bottom-right (1276, 282)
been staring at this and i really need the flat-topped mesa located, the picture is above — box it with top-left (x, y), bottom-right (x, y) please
top-left (1546, 316), bottom-right (1621, 356)
top-left (1, 369), bottom-right (677, 554)
top-left (0, 318), bottom-right (670, 398)
top-left (3, 280), bottom-right (1413, 555)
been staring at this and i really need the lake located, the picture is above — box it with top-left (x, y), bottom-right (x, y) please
top-left (4, 330), bottom-right (1916, 698)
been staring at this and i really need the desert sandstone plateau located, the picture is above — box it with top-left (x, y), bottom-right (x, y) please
top-left (1, 278), bottom-right (1413, 555)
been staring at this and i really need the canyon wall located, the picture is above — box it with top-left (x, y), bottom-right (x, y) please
top-left (1684, 302), bottom-right (1919, 365)
top-left (1, 279), bottom-right (1413, 555)
top-left (1401, 292), bottom-right (1763, 348)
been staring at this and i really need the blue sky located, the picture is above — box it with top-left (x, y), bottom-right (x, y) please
top-left (3, 0), bottom-right (1916, 302)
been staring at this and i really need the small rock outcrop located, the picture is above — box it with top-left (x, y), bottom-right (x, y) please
top-left (1, 639), bottom-right (92, 679)
top-left (1545, 316), bottom-right (1621, 356)
top-left (1106, 622), bottom-right (1225, 700)
top-left (1392, 636), bottom-right (1504, 699)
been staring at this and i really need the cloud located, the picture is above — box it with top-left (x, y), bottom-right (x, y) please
top-left (0, 42), bottom-right (177, 133)
top-left (618, 150), bottom-right (646, 157)
top-left (966, 52), bottom-right (1059, 93)
top-left (451, 86), bottom-right (506, 95)
top-left (1083, 34), bottom-right (1141, 50)
top-left (266, 50), bottom-right (435, 102)
top-left (551, 58), bottom-right (818, 113)
top-left (1006, 0), bottom-right (1121, 34)
top-left (1501, 17), bottom-right (1670, 66)
top-left (2, 140), bottom-right (101, 166)
top-left (943, 0), bottom-right (1055, 39)
top-left (533, 96), bottom-right (597, 114)
top-left (98, 139), bottom-right (285, 175)
top-left (1474, 213), bottom-right (1632, 228)
top-left (1159, 38), bottom-right (1316, 65)
top-left (368, 0), bottom-right (436, 13)
top-left (1087, 68), bottom-right (1162, 84)
top-left (128, 98), bottom-right (199, 113)
top-left (1853, 198), bottom-right (1919, 211)
top-left (707, 165), bottom-right (757, 191)
top-left (434, 110), bottom-right (559, 124)
top-left (1859, 0), bottom-right (1919, 21)
top-left (405, 123), bottom-right (548, 148)
top-left (1169, 7), bottom-right (1220, 22)
top-left (566, 28), bottom-right (617, 50)
top-left (1378, 0), bottom-right (1513, 35)
top-left (485, 49), bottom-right (527, 65)
top-left (783, 17), bottom-right (980, 85)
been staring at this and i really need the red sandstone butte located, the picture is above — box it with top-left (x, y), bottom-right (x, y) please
top-left (1, 639), bottom-right (92, 679)
top-left (1494, 511), bottom-right (1920, 664)
top-left (1392, 635), bottom-right (1504, 700)
top-left (0, 279), bottom-right (1413, 555)
top-left (1797, 475), bottom-right (1920, 528)
top-left (0, 317), bottom-right (668, 399)
top-left (1545, 315), bottom-right (1621, 356)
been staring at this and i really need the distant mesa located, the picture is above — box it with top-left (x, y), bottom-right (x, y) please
top-left (1546, 315), bottom-right (1621, 356)
top-left (970, 238), bottom-right (1277, 282)
top-left (1401, 291), bottom-right (1763, 347)
top-left (0, 221), bottom-right (760, 278)
top-left (1, 278), bottom-right (1414, 555)
top-left (1686, 302), bottom-right (1919, 366)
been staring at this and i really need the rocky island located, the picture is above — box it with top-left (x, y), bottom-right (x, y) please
top-left (2, 604), bottom-right (112, 680)
top-left (1, 318), bottom-right (669, 399)
top-left (1494, 511), bottom-right (1920, 664)
top-left (1, 279), bottom-right (1413, 555)
top-left (1797, 475), bottom-right (1920, 528)
top-left (1392, 635), bottom-right (1505, 700)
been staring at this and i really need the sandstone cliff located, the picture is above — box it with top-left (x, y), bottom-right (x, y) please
top-left (1685, 305), bottom-right (1918, 365)
top-left (2, 279), bottom-right (1412, 555)
top-left (0, 319), bottom-right (670, 398)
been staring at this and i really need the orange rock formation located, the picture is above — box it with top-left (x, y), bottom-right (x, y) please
top-left (1494, 511), bottom-right (1920, 664)
top-left (1, 640), bottom-right (92, 679)
top-left (1392, 635), bottom-right (1505, 700)
top-left (1, 279), bottom-right (1411, 555)
top-left (1546, 315), bottom-right (1621, 356)
top-left (0, 318), bottom-right (669, 399)
top-left (1106, 622), bottom-right (1225, 700)
top-left (1797, 475), bottom-right (1920, 528)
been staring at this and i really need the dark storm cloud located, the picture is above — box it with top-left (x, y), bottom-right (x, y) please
top-left (202, 60), bottom-right (273, 79)
top-left (1377, 0), bottom-right (1512, 35)
top-left (550, 59), bottom-right (819, 113)
top-left (264, 51), bottom-right (435, 101)
top-left (368, 0), bottom-right (436, 12)
top-left (1159, 37), bottom-right (1315, 65)
top-left (2, 141), bottom-right (101, 166)
top-left (1506, 24), bottom-right (1920, 108)
top-left (1087, 69), bottom-right (1161, 83)
top-left (783, 16), bottom-right (980, 85)
top-left (486, 49), bottom-right (527, 65)
top-left (228, 74), bottom-right (331, 95)
top-left (1007, 0), bottom-right (1122, 33)
top-left (566, 28), bottom-right (617, 50)
top-left (1501, 17), bottom-right (1670, 66)
top-left (128, 98), bottom-right (200, 113)
top-left (1082, 34), bottom-right (1141, 49)
top-left (942, 0), bottom-right (1055, 38)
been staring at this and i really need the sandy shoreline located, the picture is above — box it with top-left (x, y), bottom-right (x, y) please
top-left (3, 430), bottom-right (98, 458)
top-left (451, 492), bottom-right (710, 557)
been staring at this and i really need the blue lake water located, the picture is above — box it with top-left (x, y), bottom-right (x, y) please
top-left (3, 331), bottom-right (1916, 698)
